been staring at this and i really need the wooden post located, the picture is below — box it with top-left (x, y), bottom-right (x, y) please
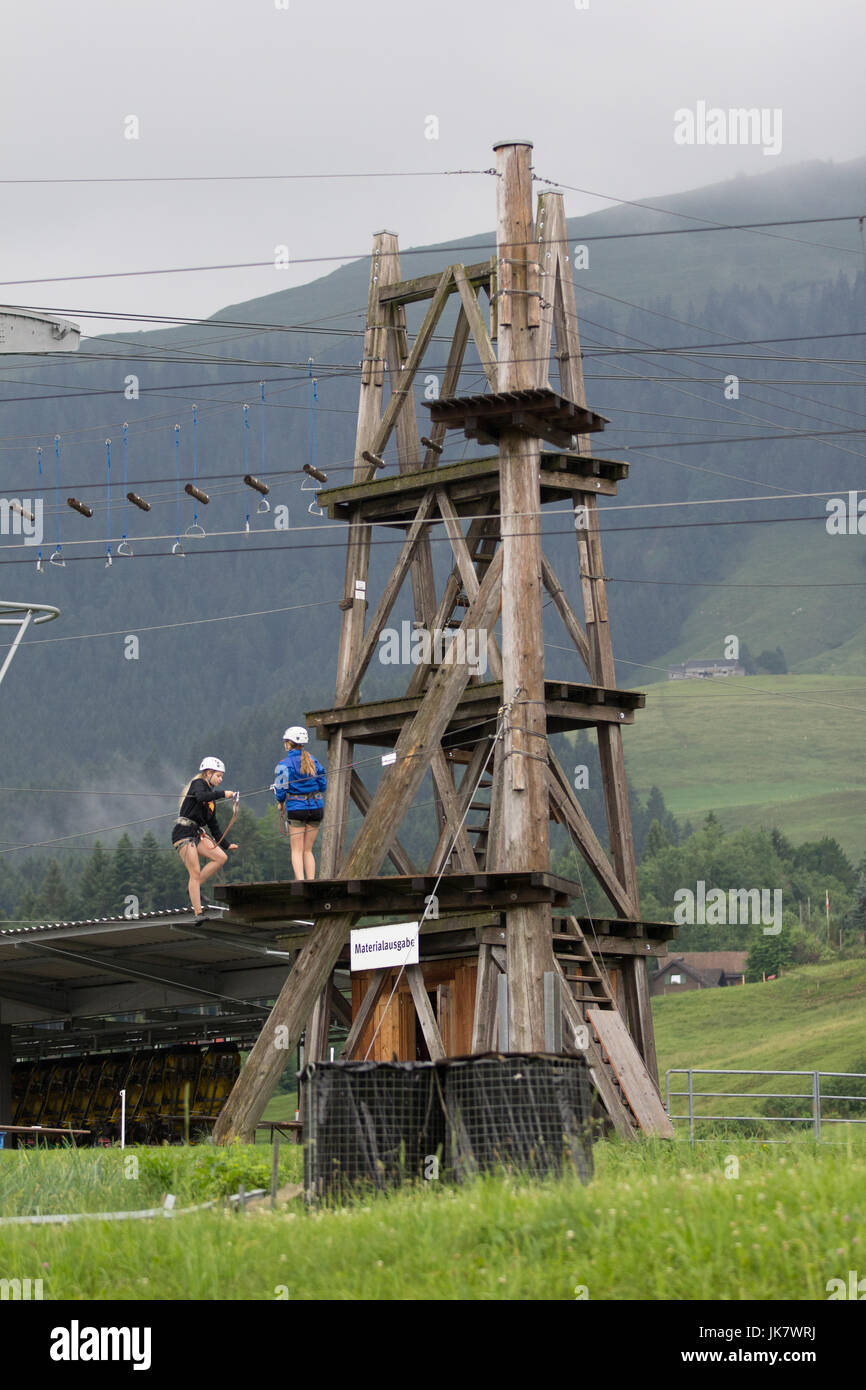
top-left (538, 190), bottom-right (640, 910)
top-left (493, 140), bottom-right (554, 1051)
top-left (270, 1130), bottom-right (280, 1209)
top-left (470, 944), bottom-right (500, 1052)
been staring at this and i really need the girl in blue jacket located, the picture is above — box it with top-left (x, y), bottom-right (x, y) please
top-left (273, 725), bottom-right (327, 880)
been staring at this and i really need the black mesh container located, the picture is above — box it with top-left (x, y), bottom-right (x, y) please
top-left (300, 1060), bottom-right (445, 1199)
top-left (440, 1054), bottom-right (593, 1183)
top-left (300, 1053), bottom-right (592, 1199)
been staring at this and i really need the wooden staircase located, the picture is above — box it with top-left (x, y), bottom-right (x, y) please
top-left (555, 916), bottom-right (674, 1139)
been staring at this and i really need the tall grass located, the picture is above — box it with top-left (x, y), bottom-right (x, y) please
top-left (1, 1133), bottom-right (863, 1299)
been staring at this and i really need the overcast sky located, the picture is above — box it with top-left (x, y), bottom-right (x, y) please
top-left (1, 0), bottom-right (864, 337)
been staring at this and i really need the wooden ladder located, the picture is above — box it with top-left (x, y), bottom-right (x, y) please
top-left (555, 916), bottom-right (674, 1139)
top-left (554, 915), bottom-right (617, 1012)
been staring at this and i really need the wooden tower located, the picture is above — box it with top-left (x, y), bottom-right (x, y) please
top-left (213, 142), bottom-right (674, 1143)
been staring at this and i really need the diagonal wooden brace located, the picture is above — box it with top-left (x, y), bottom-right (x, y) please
top-left (213, 553), bottom-right (503, 1142)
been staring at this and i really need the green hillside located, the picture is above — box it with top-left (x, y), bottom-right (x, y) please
top-left (648, 522), bottom-right (866, 680)
top-left (654, 958), bottom-right (866, 1076)
top-left (617, 673), bottom-right (866, 856)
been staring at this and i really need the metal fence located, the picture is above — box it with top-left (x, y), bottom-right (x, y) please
top-left (664, 1068), bottom-right (866, 1142)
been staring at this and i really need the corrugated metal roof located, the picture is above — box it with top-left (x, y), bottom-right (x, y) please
top-left (0, 907), bottom-right (194, 938)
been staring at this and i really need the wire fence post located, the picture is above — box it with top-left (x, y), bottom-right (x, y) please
top-left (812, 1072), bottom-right (821, 1140)
top-left (687, 1069), bottom-right (694, 1145)
top-left (271, 1129), bottom-right (280, 1209)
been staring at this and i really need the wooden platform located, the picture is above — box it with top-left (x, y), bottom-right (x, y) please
top-left (307, 679), bottom-right (645, 748)
top-left (428, 387), bottom-right (608, 449)
top-left (214, 870), bottom-right (583, 923)
top-left (316, 451), bottom-right (629, 523)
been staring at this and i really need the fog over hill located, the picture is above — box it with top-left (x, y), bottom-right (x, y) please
top-left (1, 154), bottom-right (864, 854)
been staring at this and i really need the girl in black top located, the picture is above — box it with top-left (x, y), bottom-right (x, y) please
top-left (171, 756), bottom-right (238, 918)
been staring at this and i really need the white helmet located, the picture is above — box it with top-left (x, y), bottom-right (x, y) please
top-left (282, 726), bottom-right (308, 745)
top-left (199, 756), bottom-right (226, 773)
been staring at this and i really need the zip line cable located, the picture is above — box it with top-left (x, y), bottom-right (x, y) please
top-left (0, 720), bottom-right (506, 857)
top-left (2, 371), bottom-right (865, 420)
top-left (0, 168), bottom-right (496, 186)
top-left (533, 172), bottom-right (864, 255)
top-left (1, 509), bottom-right (863, 579)
top-left (1, 214), bottom-right (863, 290)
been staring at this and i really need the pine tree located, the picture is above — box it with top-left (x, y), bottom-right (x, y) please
top-left (642, 819), bottom-right (672, 861)
top-left (76, 842), bottom-right (115, 918)
top-left (15, 888), bottom-right (40, 925)
top-left (112, 833), bottom-right (139, 914)
top-left (34, 858), bottom-right (74, 922)
top-left (137, 832), bottom-right (162, 911)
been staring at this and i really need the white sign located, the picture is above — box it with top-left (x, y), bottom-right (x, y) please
top-left (350, 921), bottom-right (419, 972)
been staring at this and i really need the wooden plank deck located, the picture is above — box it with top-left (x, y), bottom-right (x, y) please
top-left (214, 870), bottom-right (583, 922)
top-left (317, 451), bottom-right (629, 521)
top-left (307, 679), bottom-right (645, 747)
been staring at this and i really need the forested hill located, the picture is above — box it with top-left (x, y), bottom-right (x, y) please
top-left (0, 154), bottom-right (863, 855)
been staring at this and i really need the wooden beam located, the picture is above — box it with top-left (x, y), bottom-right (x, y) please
top-left (306, 979), bottom-right (331, 1063)
top-left (383, 290), bottom-right (438, 628)
top-left (341, 488), bottom-right (437, 706)
top-left (341, 968), bottom-right (390, 1059)
top-left (329, 985), bottom-right (353, 1030)
top-left (378, 259), bottom-right (491, 306)
top-left (452, 263), bottom-right (498, 390)
top-left (406, 964), bottom-right (446, 1060)
top-left (597, 722), bottom-right (640, 905)
top-left (618, 954), bottom-right (660, 1089)
top-left (470, 943), bottom-right (501, 1053)
top-left (484, 732), bottom-right (505, 871)
top-left (494, 151), bottom-right (552, 1049)
top-left (430, 748), bottom-right (478, 872)
top-left (538, 191), bottom-right (642, 925)
top-left (427, 736), bottom-right (495, 874)
top-left (547, 752), bottom-right (638, 919)
top-left (423, 305), bottom-right (470, 465)
top-left (405, 511), bottom-right (500, 698)
top-left (541, 552), bottom-right (591, 671)
top-left (319, 728), bottom-right (353, 878)
top-left (364, 268), bottom-right (454, 475)
top-left (434, 487), bottom-right (503, 681)
top-left (350, 771), bottom-right (417, 875)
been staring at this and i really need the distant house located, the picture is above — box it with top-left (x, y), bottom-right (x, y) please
top-left (667, 659), bottom-right (745, 680)
top-left (651, 951), bottom-right (748, 996)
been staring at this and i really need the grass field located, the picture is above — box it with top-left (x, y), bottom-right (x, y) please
top-left (1, 961), bottom-right (864, 1300)
top-left (1, 1134), bottom-right (863, 1300)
